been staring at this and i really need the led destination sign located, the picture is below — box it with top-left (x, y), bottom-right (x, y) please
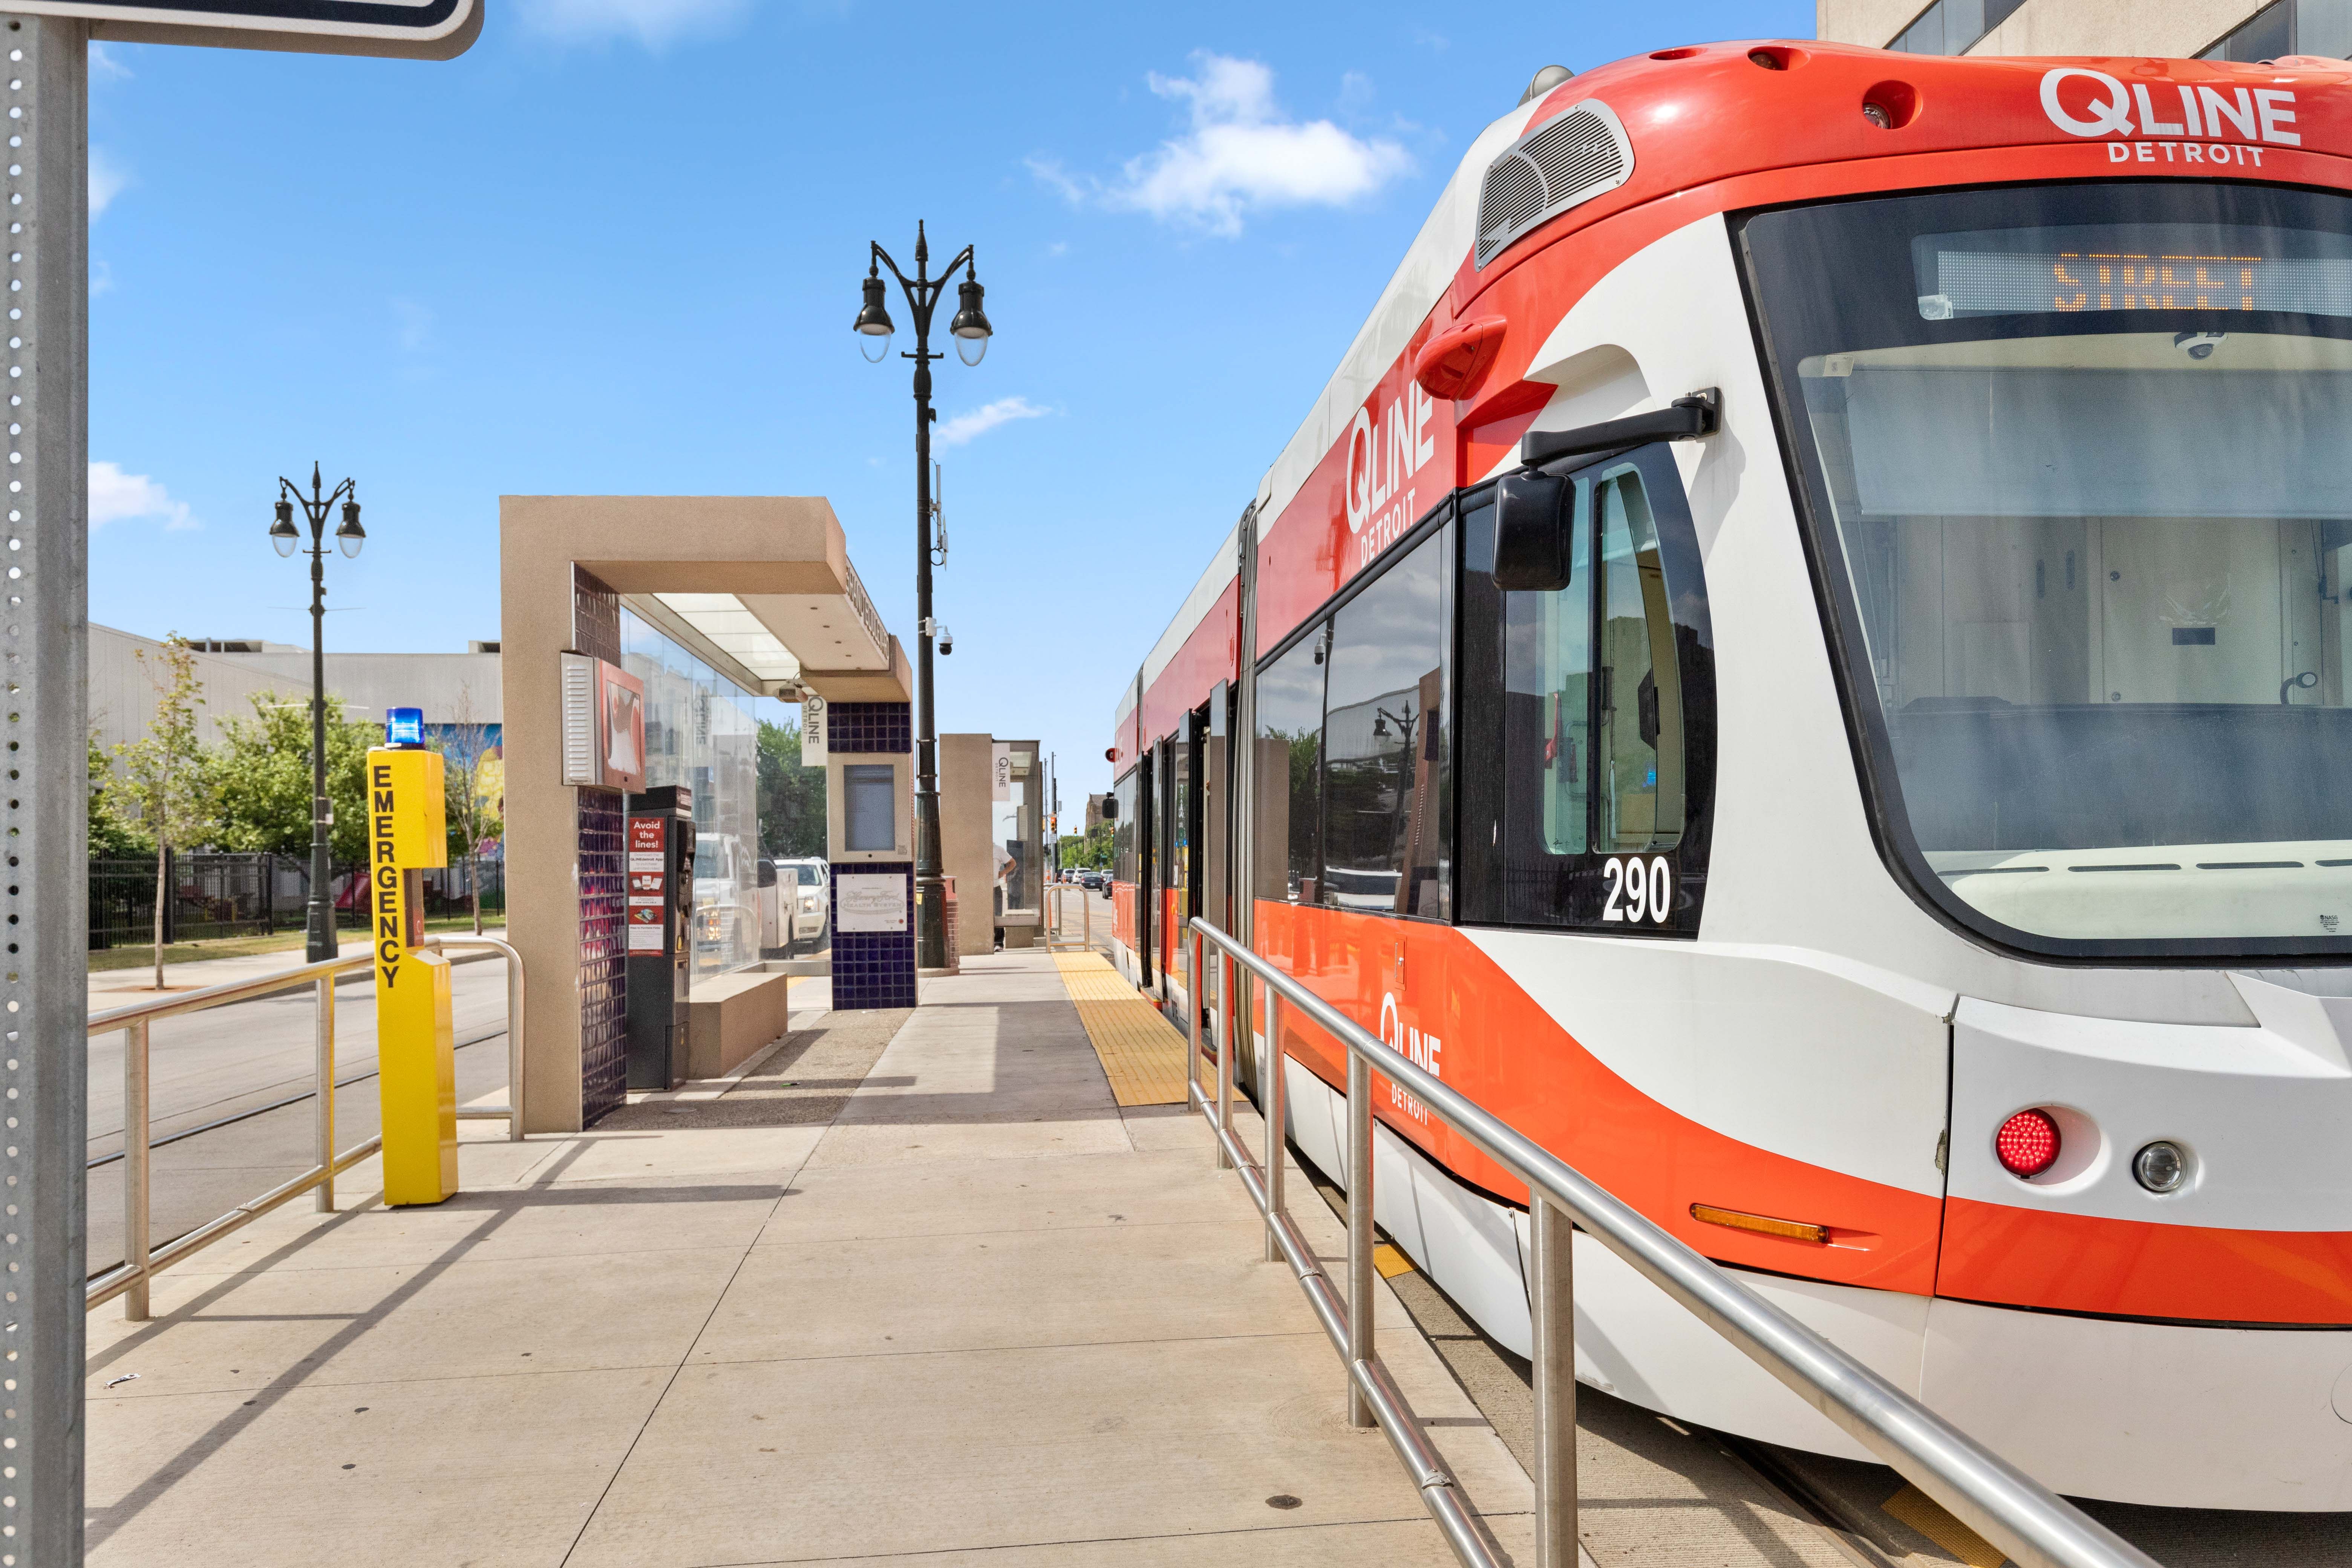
top-left (1914, 220), bottom-right (2352, 320)
top-left (1920, 247), bottom-right (2352, 320)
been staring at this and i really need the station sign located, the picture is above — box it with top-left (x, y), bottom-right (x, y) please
top-left (802, 693), bottom-right (828, 767)
top-left (13, 0), bottom-right (483, 60)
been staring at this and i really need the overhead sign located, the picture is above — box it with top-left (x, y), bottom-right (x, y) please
top-left (14, 0), bottom-right (483, 60)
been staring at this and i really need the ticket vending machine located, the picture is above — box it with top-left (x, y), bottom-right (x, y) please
top-left (625, 784), bottom-right (695, 1090)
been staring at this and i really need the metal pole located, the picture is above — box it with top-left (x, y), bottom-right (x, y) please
top-left (312, 973), bottom-right (336, 1210)
top-left (1531, 1195), bottom-right (1578, 1568)
top-left (1213, 931), bottom-right (1233, 1170)
top-left (1262, 974), bottom-right (1283, 1263)
top-left (304, 469), bottom-right (336, 965)
top-left (908, 224), bottom-right (948, 973)
top-left (123, 1019), bottom-right (149, 1321)
top-left (1346, 1046), bottom-right (1375, 1428)
top-left (11, 17), bottom-right (91, 1555)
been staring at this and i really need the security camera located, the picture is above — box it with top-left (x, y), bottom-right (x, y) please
top-left (2174, 331), bottom-right (2226, 360)
top-left (939, 626), bottom-right (954, 656)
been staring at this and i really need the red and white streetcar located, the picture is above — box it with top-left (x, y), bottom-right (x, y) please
top-left (1106, 41), bottom-right (2352, 1510)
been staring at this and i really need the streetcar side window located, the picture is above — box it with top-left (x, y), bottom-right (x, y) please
top-left (1459, 443), bottom-right (1717, 932)
top-left (1255, 626), bottom-right (1328, 903)
top-left (1320, 527), bottom-right (1453, 920)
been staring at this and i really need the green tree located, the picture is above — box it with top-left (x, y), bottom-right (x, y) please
top-left (116, 637), bottom-right (221, 989)
top-left (1058, 821), bottom-right (1112, 870)
top-left (756, 718), bottom-right (827, 860)
top-left (210, 691), bottom-right (381, 865)
top-left (87, 728), bottom-right (151, 857)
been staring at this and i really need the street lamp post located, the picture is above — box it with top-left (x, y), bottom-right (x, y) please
top-left (269, 462), bottom-right (367, 964)
top-left (854, 220), bottom-right (992, 972)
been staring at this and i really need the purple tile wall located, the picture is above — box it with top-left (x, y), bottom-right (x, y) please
top-left (831, 862), bottom-right (916, 1009)
top-left (829, 701), bottom-right (910, 755)
top-left (579, 787), bottom-right (628, 1123)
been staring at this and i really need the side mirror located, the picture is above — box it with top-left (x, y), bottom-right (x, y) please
top-left (1101, 798), bottom-right (1119, 821)
top-left (1493, 469), bottom-right (1572, 592)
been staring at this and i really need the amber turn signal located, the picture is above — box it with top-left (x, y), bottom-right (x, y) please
top-left (1690, 1203), bottom-right (1829, 1245)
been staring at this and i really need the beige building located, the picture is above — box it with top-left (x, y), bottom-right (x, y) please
top-left (1819, 0), bottom-right (2338, 60)
top-left (88, 625), bottom-right (501, 756)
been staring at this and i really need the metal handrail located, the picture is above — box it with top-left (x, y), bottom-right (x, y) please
top-left (1187, 916), bottom-right (2161, 1568)
top-left (1045, 880), bottom-right (1093, 953)
top-left (86, 933), bottom-right (526, 1320)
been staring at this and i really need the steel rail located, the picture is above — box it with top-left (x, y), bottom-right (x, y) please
top-left (1188, 916), bottom-right (2160, 1568)
top-left (86, 934), bottom-right (526, 1318)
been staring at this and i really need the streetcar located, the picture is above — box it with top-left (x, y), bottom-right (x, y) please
top-left (1105, 41), bottom-right (2352, 1511)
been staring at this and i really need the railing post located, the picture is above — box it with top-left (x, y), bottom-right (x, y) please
top-left (123, 1019), bottom-right (149, 1322)
top-left (1346, 1044), bottom-right (1374, 1428)
top-left (1213, 936), bottom-right (1233, 1173)
top-left (1262, 972), bottom-right (1283, 1263)
top-left (313, 972), bottom-right (337, 1210)
top-left (1531, 1194), bottom-right (1577, 1567)
top-left (506, 945), bottom-right (526, 1141)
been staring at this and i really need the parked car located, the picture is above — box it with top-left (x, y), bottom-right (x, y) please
top-left (776, 858), bottom-right (830, 952)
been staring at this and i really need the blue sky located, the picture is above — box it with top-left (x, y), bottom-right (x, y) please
top-left (87, 0), bottom-right (1813, 812)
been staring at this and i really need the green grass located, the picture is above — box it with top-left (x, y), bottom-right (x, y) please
top-left (89, 915), bottom-right (504, 972)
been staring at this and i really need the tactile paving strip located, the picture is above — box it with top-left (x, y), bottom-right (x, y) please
top-left (1052, 951), bottom-right (1191, 1106)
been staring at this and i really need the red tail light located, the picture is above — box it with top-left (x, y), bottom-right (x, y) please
top-left (1995, 1109), bottom-right (2060, 1178)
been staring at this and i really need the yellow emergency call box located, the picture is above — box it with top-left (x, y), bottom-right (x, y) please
top-left (367, 746), bottom-right (458, 1206)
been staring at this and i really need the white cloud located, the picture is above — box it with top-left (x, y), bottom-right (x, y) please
top-left (90, 461), bottom-right (193, 531)
top-left (936, 396), bottom-right (1050, 447)
top-left (1082, 54), bottom-right (1413, 237)
top-left (89, 43), bottom-right (133, 78)
top-left (89, 147), bottom-right (128, 218)
top-left (516, 0), bottom-right (748, 47)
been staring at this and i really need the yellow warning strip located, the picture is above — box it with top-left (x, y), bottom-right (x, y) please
top-left (1052, 951), bottom-right (1191, 1107)
top-left (1882, 1484), bottom-right (2004, 1567)
top-left (1373, 1243), bottom-right (1415, 1279)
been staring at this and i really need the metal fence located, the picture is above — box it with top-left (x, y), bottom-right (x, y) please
top-left (89, 852), bottom-right (506, 949)
top-left (87, 934), bottom-right (527, 1319)
top-left (1186, 916), bottom-right (2161, 1568)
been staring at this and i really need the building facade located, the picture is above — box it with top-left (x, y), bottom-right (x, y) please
top-left (1818, 0), bottom-right (2343, 59)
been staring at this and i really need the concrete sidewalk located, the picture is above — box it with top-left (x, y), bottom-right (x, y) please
top-left (84, 950), bottom-right (1534, 1566)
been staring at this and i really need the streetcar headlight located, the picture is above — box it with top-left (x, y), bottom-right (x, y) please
top-left (2132, 1140), bottom-right (2189, 1194)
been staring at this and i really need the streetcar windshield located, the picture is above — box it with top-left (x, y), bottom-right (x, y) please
top-left (1745, 183), bottom-right (2352, 954)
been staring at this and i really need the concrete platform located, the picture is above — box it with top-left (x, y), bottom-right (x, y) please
top-left (84, 951), bottom-right (1536, 1566)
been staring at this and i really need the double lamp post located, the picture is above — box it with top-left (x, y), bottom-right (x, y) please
top-left (269, 463), bottom-right (366, 963)
top-left (855, 221), bottom-right (992, 970)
